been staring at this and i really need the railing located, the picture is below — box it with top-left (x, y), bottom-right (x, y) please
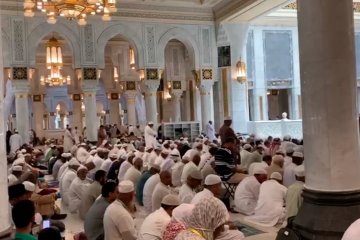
top-left (247, 120), bottom-right (303, 139)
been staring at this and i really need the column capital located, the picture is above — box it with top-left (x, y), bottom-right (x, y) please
top-left (143, 80), bottom-right (160, 94)
top-left (124, 90), bottom-right (138, 100)
top-left (12, 79), bottom-right (29, 94)
top-left (199, 80), bottom-right (214, 95)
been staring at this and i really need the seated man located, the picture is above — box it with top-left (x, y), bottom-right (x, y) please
top-left (138, 194), bottom-right (180, 240)
top-left (12, 200), bottom-right (37, 240)
top-left (246, 172), bottom-right (287, 227)
top-left (285, 165), bottom-right (305, 220)
top-left (152, 171), bottom-right (173, 212)
top-left (234, 168), bottom-right (268, 215)
top-left (191, 174), bottom-right (222, 205)
top-left (179, 169), bottom-right (202, 204)
top-left (68, 166), bottom-right (91, 213)
top-left (214, 138), bottom-right (246, 184)
top-left (136, 164), bottom-right (160, 206)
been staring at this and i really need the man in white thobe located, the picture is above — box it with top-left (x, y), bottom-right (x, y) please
top-left (181, 154), bottom-right (200, 185)
top-left (76, 144), bottom-right (90, 164)
top-left (68, 166), bottom-right (91, 213)
top-left (103, 180), bottom-right (137, 240)
top-left (63, 127), bottom-right (74, 153)
top-left (123, 157), bottom-right (143, 187)
top-left (283, 152), bottom-right (304, 187)
top-left (60, 159), bottom-right (80, 206)
top-left (8, 165), bottom-right (23, 186)
top-left (239, 144), bottom-right (253, 171)
top-left (143, 173), bottom-right (160, 213)
top-left (100, 153), bottom-right (118, 174)
top-left (191, 174), bottom-right (222, 205)
top-left (234, 168), bottom-right (268, 215)
top-left (118, 154), bottom-right (134, 182)
top-left (144, 122), bottom-right (157, 148)
top-left (72, 126), bottom-right (80, 145)
top-left (179, 169), bottom-right (202, 204)
top-left (206, 121), bottom-right (216, 142)
top-left (152, 171), bottom-right (173, 212)
top-left (246, 172), bottom-right (287, 227)
top-left (9, 130), bottom-right (23, 154)
top-left (171, 156), bottom-right (189, 187)
top-left (138, 194), bottom-right (180, 240)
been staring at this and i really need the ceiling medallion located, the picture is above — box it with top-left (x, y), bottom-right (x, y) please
top-left (23, 0), bottom-right (117, 26)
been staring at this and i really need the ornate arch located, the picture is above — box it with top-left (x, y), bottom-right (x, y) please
top-left (157, 27), bottom-right (200, 69)
top-left (97, 23), bottom-right (144, 69)
top-left (27, 22), bottom-right (81, 68)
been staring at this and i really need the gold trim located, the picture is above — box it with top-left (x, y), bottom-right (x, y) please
top-left (145, 92), bottom-right (156, 97)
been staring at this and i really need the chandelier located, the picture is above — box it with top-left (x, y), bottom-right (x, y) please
top-left (40, 37), bottom-right (71, 86)
top-left (23, 0), bottom-right (117, 25)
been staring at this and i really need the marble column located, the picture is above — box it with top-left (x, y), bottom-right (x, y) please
top-left (293, 1), bottom-right (360, 239)
top-left (199, 81), bottom-right (214, 131)
top-left (83, 90), bottom-right (98, 142)
top-left (13, 80), bottom-right (30, 143)
top-left (124, 91), bottom-right (137, 126)
top-left (0, 11), bottom-right (11, 237)
top-left (143, 81), bottom-right (160, 124)
top-left (109, 99), bottom-right (120, 125)
top-left (171, 91), bottom-right (183, 122)
top-left (72, 100), bottom-right (82, 130)
top-left (49, 113), bottom-right (56, 130)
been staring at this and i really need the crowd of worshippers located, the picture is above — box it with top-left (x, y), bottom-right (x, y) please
top-left (7, 118), bottom-right (305, 240)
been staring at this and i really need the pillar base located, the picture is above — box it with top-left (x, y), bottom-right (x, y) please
top-left (293, 189), bottom-right (360, 240)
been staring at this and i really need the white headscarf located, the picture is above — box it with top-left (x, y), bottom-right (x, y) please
top-left (172, 204), bottom-right (195, 224)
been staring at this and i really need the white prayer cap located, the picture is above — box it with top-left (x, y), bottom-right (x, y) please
top-left (89, 150), bottom-right (97, 155)
top-left (270, 172), bottom-right (283, 181)
top-left (12, 165), bottom-right (23, 172)
top-left (79, 143), bottom-right (87, 147)
top-left (189, 169), bottom-right (203, 180)
top-left (90, 146), bottom-right (97, 150)
top-left (12, 158), bottom-right (25, 166)
top-left (149, 163), bottom-right (161, 171)
top-left (224, 116), bottom-right (232, 121)
top-left (119, 154), bottom-right (128, 160)
top-left (109, 153), bottom-right (118, 159)
top-left (61, 153), bottom-right (72, 158)
top-left (77, 165), bottom-right (87, 172)
top-left (204, 174), bottom-right (222, 185)
top-left (161, 194), bottom-right (180, 206)
top-left (182, 155), bottom-right (190, 162)
top-left (23, 181), bottom-right (35, 192)
top-left (293, 152), bottom-right (304, 158)
top-left (154, 144), bottom-right (162, 151)
top-left (158, 139), bottom-right (163, 144)
top-left (162, 149), bottom-right (170, 155)
top-left (118, 180), bottom-right (134, 193)
top-left (285, 145), bottom-right (295, 154)
top-left (69, 158), bottom-right (80, 166)
top-left (243, 144), bottom-right (252, 150)
top-left (21, 149), bottom-right (27, 153)
top-left (253, 167), bottom-right (267, 175)
top-left (272, 155), bottom-right (284, 164)
top-left (148, 122), bottom-right (154, 125)
top-left (98, 148), bottom-right (110, 153)
top-left (170, 143), bottom-right (177, 149)
top-left (294, 165), bottom-right (305, 177)
top-left (170, 149), bottom-right (180, 157)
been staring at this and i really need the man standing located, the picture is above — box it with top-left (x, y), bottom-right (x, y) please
top-left (206, 121), bottom-right (216, 142)
top-left (103, 180), bottom-right (137, 240)
top-left (9, 130), bottom-right (23, 154)
top-left (63, 127), bottom-right (74, 153)
top-left (218, 117), bottom-right (237, 144)
top-left (144, 122), bottom-right (157, 148)
top-left (84, 182), bottom-right (118, 240)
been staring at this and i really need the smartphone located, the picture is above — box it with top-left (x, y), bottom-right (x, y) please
top-left (42, 220), bottom-right (50, 229)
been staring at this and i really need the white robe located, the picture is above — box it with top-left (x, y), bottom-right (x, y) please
top-left (68, 177), bottom-right (90, 213)
top-left (160, 157), bottom-right (175, 172)
top-left (191, 188), bottom-right (214, 205)
top-left (143, 174), bottom-right (160, 214)
top-left (206, 123), bottom-right (216, 142)
top-left (151, 182), bottom-right (171, 212)
top-left (144, 125), bottom-right (157, 148)
top-left (283, 162), bottom-right (297, 187)
top-left (234, 176), bottom-right (261, 215)
top-left (342, 219), bottom-right (360, 240)
top-left (171, 162), bottom-right (185, 188)
top-left (138, 207), bottom-right (171, 240)
top-left (123, 166), bottom-right (141, 187)
top-left (58, 162), bottom-right (69, 181)
top-left (8, 174), bottom-right (18, 186)
top-left (76, 147), bottom-right (90, 164)
top-left (179, 183), bottom-right (196, 204)
top-left (118, 161), bottom-right (132, 182)
top-left (60, 169), bottom-right (77, 206)
top-left (88, 155), bottom-right (104, 179)
top-left (9, 134), bottom-right (22, 154)
top-left (142, 152), bottom-right (151, 169)
top-left (100, 159), bottom-right (113, 173)
top-left (245, 179), bottom-right (287, 227)
top-left (248, 162), bottom-right (268, 176)
top-left (72, 129), bottom-right (80, 145)
top-left (103, 200), bottom-right (137, 240)
top-left (63, 129), bottom-right (74, 153)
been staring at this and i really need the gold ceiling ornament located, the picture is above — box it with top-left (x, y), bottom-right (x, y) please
top-left (40, 37), bottom-right (71, 86)
top-left (23, 0), bottom-right (117, 26)
top-left (283, 2), bottom-right (360, 12)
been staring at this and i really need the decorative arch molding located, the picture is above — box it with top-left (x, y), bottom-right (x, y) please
top-left (27, 22), bottom-right (81, 68)
top-left (97, 23), bottom-right (144, 69)
top-left (157, 27), bottom-right (200, 69)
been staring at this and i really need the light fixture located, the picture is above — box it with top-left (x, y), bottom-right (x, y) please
top-left (40, 37), bottom-right (71, 86)
top-left (236, 59), bottom-right (247, 84)
top-left (24, 0), bottom-right (117, 26)
top-left (129, 47), bottom-right (135, 69)
top-left (113, 66), bottom-right (119, 82)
